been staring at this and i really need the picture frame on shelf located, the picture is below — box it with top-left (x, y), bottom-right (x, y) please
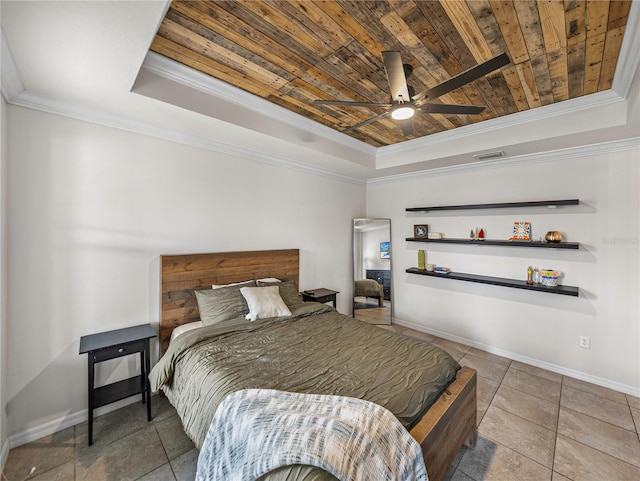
top-left (414, 224), bottom-right (429, 238)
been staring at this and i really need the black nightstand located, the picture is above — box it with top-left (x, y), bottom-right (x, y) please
top-left (302, 288), bottom-right (339, 308)
top-left (79, 323), bottom-right (156, 445)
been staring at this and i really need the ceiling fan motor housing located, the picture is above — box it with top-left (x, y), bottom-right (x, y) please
top-left (314, 51), bottom-right (510, 136)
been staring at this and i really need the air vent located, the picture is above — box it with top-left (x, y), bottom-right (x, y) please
top-left (473, 150), bottom-right (504, 160)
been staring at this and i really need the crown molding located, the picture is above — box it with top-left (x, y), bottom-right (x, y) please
top-left (0, 31), bottom-right (366, 185)
top-left (2, 5), bottom-right (639, 181)
top-left (612, 0), bottom-right (640, 99)
top-left (141, 52), bottom-right (375, 157)
top-left (142, 1), bottom-right (640, 165)
top-left (368, 137), bottom-right (640, 185)
top-left (376, 89), bottom-right (625, 163)
top-left (412, 1), bottom-right (640, 158)
top-left (144, 50), bottom-right (631, 165)
top-left (11, 89), bottom-right (367, 185)
top-left (0, 42), bottom-right (365, 187)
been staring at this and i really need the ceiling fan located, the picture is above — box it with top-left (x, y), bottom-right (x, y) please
top-left (314, 51), bottom-right (511, 136)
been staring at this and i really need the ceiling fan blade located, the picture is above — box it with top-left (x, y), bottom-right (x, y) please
top-left (381, 51), bottom-right (411, 102)
top-left (412, 52), bottom-right (510, 102)
top-left (398, 118), bottom-right (414, 136)
top-left (420, 103), bottom-right (486, 115)
top-left (342, 111), bottom-right (390, 133)
top-left (314, 100), bottom-right (392, 108)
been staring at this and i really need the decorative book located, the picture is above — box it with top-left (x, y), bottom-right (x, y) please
top-left (510, 221), bottom-right (531, 240)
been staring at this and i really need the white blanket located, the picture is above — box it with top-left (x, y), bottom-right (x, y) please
top-left (196, 389), bottom-right (429, 481)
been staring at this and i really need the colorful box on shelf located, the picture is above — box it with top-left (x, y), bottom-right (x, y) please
top-left (434, 266), bottom-right (451, 274)
top-left (540, 270), bottom-right (561, 287)
top-left (510, 221), bottom-right (531, 240)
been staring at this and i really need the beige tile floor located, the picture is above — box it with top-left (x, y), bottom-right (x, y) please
top-left (3, 325), bottom-right (640, 481)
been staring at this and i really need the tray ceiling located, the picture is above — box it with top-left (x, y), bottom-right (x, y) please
top-left (150, 0), bottom-right (632, 147)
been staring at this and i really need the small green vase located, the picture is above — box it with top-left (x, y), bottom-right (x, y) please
top-left (418, 250), bottom-right (426, 270)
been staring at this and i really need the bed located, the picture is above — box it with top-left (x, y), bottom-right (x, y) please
top-left (153, 249), bottom-right (477, 481)
top-left (354, 278), bottom-right (385, 307)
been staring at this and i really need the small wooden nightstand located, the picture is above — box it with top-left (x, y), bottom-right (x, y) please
top-left (302, 288), bottom-right (339, 308)
top-left (79, 323), bottom-right (156, 445)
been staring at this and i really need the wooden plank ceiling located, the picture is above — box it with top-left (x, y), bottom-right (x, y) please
top-left (150, 0), bottom-right (631, 147)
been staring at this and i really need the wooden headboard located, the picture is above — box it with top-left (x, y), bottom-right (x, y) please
top-left (160, 249), bottom-right (300, 353)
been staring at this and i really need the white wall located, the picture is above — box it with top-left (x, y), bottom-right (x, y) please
top-left (367, 145), bottom-right (640, 394)
top-left (362, 229), bottom-right (391, 274)
top-left (5, 105), bottom-right (365, 440)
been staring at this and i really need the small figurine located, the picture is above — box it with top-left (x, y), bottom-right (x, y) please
top-left (470, 229), bottom-right (475, 239)
top-left (478, 228), bottom-right (485, 239)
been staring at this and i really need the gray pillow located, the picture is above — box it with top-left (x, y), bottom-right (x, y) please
top-left (256, 280), bottom-right (302, 307)
top-left (195, 281), bottom-right (256, 326)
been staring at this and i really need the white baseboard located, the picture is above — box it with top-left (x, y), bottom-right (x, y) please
top-left (7, 395), bottom-right (140, 450)
top-left (392, 317), bottom-right (640, 398)
top-left (1, 437), bottom-right (9, 474)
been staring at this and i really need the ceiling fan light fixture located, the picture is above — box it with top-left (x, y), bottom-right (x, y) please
top-left (391, 104), bottom-right (415, 120)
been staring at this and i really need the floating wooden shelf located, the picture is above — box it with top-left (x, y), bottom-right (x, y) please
top-left (406, 199), bottom-right (581, 296)
top-left (406, 267), bottom-right (579, 297)
top-left (405, 238), bottom-right (580, 249)
top-left (406, 199), bottom-right (579, 212)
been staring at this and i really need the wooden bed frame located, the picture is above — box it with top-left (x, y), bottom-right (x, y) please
top-left (159, 249), bottom-right (477, 481)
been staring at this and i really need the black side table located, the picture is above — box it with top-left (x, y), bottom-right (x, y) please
top-left (79, 323), bottom-right (156, 445)
top-left (302, 288), bottom-right (339, 308)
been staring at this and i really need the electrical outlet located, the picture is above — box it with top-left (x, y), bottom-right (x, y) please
top-left (579, 336), bottom-right (591, 349)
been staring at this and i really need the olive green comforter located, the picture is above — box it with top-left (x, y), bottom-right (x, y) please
top-left (354, 279), bottom-right (384, 298)
top-left (150, 303), bottom-right (459, 480)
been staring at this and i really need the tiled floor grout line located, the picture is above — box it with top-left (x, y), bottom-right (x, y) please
top-left (564, 386), bottom-right (632, 406)
top-left (560, 403), bottom-right (639, 434)
top-left (486, 403), bottom-right (558, 435)
top-left (473, 428), bottom-right (556, 471)
top-left (551, 436), bottom-right (562, 479)
top-left (479, 398), bottom-right (556, 472)
top-left (550, 375), bottom-right (564, 477)
top-left (556, 431), bottom-right (640, 472)
top-left (499, 382), bottom-right (560, 405)
top-left (145, 422), bottom-right (171, 481)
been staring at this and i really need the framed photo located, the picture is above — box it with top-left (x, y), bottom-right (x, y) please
top-left (413, 224), bottom-right (429, 238)
top-left (380, 241), bottom-right (390, 259)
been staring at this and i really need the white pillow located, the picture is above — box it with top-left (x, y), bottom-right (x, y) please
top-left (256, 277), bottom-right (281, 283)
top-left (240, 286), bottom-right (292, 321)
top-left (170, 321), bottom-right (203, 342)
